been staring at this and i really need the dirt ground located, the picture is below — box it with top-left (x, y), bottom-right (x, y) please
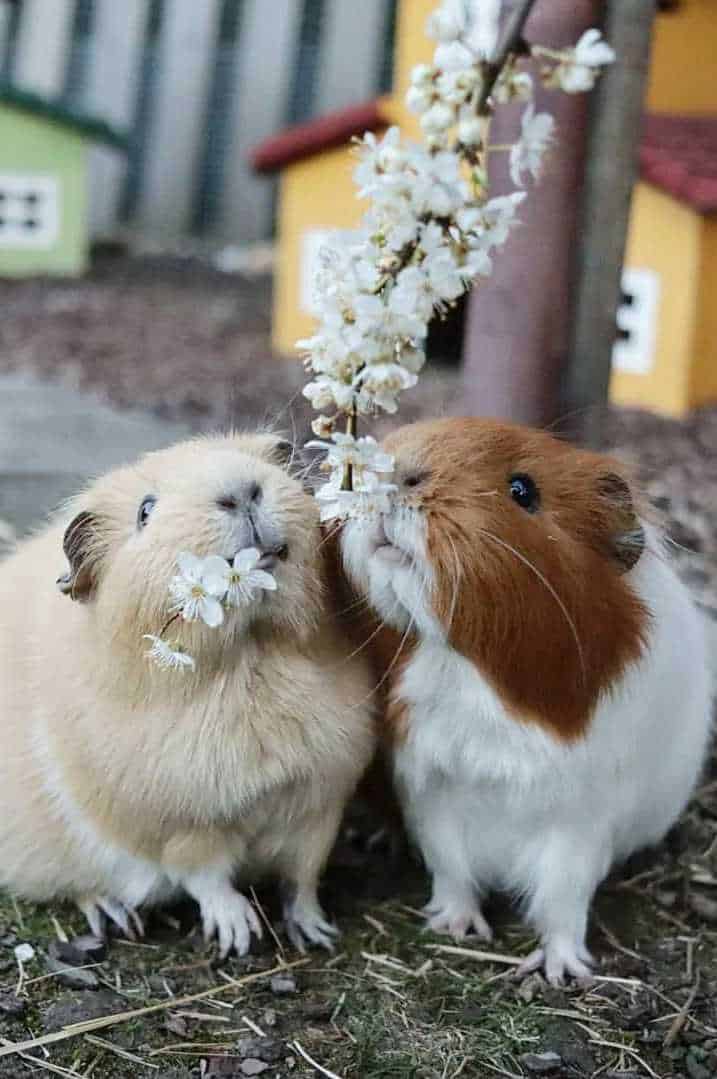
top-left (0, 257), bottom-right (715, 1079)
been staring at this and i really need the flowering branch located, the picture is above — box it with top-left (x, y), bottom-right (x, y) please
top-left (299, 1), bottom-right (614, 518)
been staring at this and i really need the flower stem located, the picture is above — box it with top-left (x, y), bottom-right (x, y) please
top-left (160, 611), bottom-right (181, 638)
top-left (476, 0), bottom-right (538, 115)
top-left (341, 403), bottom-right (358, 491)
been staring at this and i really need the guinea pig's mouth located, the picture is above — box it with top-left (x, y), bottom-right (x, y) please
top-left (369, 519), bottom-right (411, 567)
top-left (227, 544), bottom-right (289, 571)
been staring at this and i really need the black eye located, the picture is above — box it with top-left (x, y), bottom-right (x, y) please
top-left (137, 495), bottom-right (157, 529)
top-left (404, 472), bottom-right (427, 489)
top-left (509, 474), bottom-right (540, 513)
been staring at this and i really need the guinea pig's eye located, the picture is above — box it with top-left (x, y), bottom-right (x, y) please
top-left (404, 471), bottom-right (428, 489)
top-left (137, 495), bottom-right (157, 529)
top-left (509, 474), bottom-right (540, 514)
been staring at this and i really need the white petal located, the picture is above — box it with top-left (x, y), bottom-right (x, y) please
top-left (234, 547), bottom-right (261, 572)
top-left (200, 596), bottom-right (225, 628)
top-left (176, 551), bottom-right (203, 581)
top-left (249, 570), bottom-right (278, 592)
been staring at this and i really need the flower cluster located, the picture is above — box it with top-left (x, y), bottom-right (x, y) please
top-left (300, 1), bottom-right (614, 519)
top-left (144, 548), bottom-right (277, 672)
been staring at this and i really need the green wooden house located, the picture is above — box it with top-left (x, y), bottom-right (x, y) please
top-left (0, 84), bottom-right (127, 277)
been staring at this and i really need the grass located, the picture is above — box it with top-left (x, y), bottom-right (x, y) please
top-left (1, 777), bottom-right (717, 1079)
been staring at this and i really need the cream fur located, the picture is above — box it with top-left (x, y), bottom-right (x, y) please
top-left (0, 433), bottom-right (375, 954)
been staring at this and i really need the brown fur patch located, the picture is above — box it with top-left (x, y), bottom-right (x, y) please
top-left (381, 418), bottom-right (651, 742)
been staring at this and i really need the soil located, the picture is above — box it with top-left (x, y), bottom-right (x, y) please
top-left (0, 256), bottom-right (715, 1079)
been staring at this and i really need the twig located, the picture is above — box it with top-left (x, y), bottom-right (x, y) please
top-left (476, 0), bottom-right (537, 114)
top-left (0, 958), bottom-right (307, 1060)
top-left (663, 970), bottom-right (700, 1048)
top-left (83, 1035), bottom-right (158, 1070)
top-left (0, 1036), bottom-right (84, 1079)
top-left (241, 1015), bottom-right (267, 1038)
top-left (424, 944), bottom-right (524, 966)
top-left (575, 1023), bottom-right (661, 1079)
top-left (292, 1040), bottom-right (345, 1079)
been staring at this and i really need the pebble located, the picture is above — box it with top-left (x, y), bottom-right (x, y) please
top-left (240, 1062), bottom-right (270, 1076)
top-left (520, 1051), bottom-right (563, 1074)
top-left (0, 992), bottom-right (26, 1018)
top-left (270, 974), bottom-right (297, 996)
top-left (686, 1057), bottom-right (711, 1079)
top-left (689, 892), bottom-right (717, 923)
top-left (44, 956), bottom-right (100, 990)
top-left (48, 937), bottom-right (106, 967)
top-left (236, 1036), bottom-right (284, 1063)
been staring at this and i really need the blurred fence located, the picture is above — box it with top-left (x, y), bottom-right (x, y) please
top-left (0, 0), bottom-right (397, 245)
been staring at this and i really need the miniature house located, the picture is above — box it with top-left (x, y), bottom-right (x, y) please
top-left (0, 84), bottom-right (126, 277)
top-left (254, 0), bottom-right (717, 419)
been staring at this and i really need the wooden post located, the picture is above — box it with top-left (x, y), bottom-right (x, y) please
top-left (562, 0), bottom-right (658, 446)
top-left (461, 0), bottom-right (604, 428)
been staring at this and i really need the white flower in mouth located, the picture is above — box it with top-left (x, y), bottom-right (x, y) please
top-left (426, 0), bottom-right (465, 44)
top-left (143, 635), bottom-right (196, 672)
top-left (509, 105), bottom-right (555, 187)
top-left (218, 547), bottom-right (278, 608)
top-left (170, 552), bottom-right (227, 628)
top-left (552, 29), bottom-right (616, 93)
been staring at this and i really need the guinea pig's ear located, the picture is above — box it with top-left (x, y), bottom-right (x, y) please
top-left (597, 473), bottom-right (645, 573)
top-left (57, 511), bottom-right (101, 602)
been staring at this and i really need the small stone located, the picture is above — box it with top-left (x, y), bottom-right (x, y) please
top-left (48, 937), bottom-right (106, 968)
top-left (517, 972), bottom-right (544, 1003)
top-left (165, 1013), bottom-right (189, 1038)
top-left (44, 955), bottom-right (99, 990)
top-left (44, 989), bottom-right (121, 1030)
top-left (686, 1057), bottom-right (710, 1079)
top-left (70, 934), bottom-right (107, 962)
top-left (689, 892), bottom-right (717, 923)
top-left (262, 1008), bottom-right (277, 1027)
top-left (240, 1061), bottom-right (270, 1076)
top-left (520, 1051), bottom-right (563, 1074)
top-left (270, 974), bottom-right (297, 996)
top-left (0, 992), bottom-right (26, 1018)
top-left (236, 1036), bottom-right (283, 1063)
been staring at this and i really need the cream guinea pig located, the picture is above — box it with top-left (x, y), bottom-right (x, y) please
top-left (0, 432), bottom-right (376, 955)
top-left (340, 417), bottom-right (712, 985)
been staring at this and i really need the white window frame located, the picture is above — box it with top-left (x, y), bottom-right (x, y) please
top-left (0, 173), bottom-right (60, 250)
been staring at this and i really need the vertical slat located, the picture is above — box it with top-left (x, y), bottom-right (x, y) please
top-left (219, 0), bottom-right (303, 244)
top-left (0, 5), bottom-right (11, 65)
top-left (316, 0), bottom-right (387, 111)
top-left (137, 0), bottom-right (221, 236)
top-left (85, 0), bottom-right (145, 236)
top-left (13, 0), bottom-right (75, 96)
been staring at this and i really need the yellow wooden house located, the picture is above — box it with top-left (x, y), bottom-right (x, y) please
top-left (253, 0), bottom-right (717, 419)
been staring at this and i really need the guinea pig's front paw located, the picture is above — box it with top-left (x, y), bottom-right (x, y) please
top-left (284, 894), bottom-right (339, 953)
top-left (422, 896), bottom-right (493, 942)
top-left (77, 895), bottom-right (145, 941)
top-left (516, 938), bottom-right (594, 987)
top-left (199, 887), bottom-right (263, 959)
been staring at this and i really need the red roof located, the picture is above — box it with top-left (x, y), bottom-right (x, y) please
top-left (640, 114), bottom-right (717, 213)
top-left (251, 99), bottom-right (386, 174)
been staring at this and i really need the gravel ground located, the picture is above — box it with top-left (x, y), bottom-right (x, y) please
top-left (0, 257), bottom-right (715, 1079)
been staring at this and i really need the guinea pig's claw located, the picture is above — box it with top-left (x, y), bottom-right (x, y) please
top-left (284, 897), bottom-right (339, 953)
top-left (200, 889), bottom-right (263, 959)
top-left (515, 942), bottom-right (594, 987)
top-left (77, 896), bottom-right (145, 942)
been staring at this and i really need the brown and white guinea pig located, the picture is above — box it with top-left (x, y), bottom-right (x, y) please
top-left (0, 433), bottom-right (376, 956)
top-left (341, 417), bottom-right (712, 985)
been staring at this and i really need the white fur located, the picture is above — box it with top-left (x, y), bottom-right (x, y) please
top-left (343, 513), bottom-right (713, 984)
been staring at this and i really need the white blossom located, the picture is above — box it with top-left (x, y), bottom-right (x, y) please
top-left (306, 432), bottom-right (394, 480)
top-left (144, 635), bottom-right (196, 672)
top-left (14, 943), bottom-right (35, 964)
top-left (170, 552), bottom-right (227, 628)
top-left (551, 29), bottom-right (616, 93)
top-left (316, 482), bottom-right (397, 524)
top-left (298, 2), bottom-right (613, 519)
top-left (426, 0), bottom-right (466, 44)
top-left (509, 105), bottom-right (555, 187)
top-left (217, 547), bottom-right (277, 608)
